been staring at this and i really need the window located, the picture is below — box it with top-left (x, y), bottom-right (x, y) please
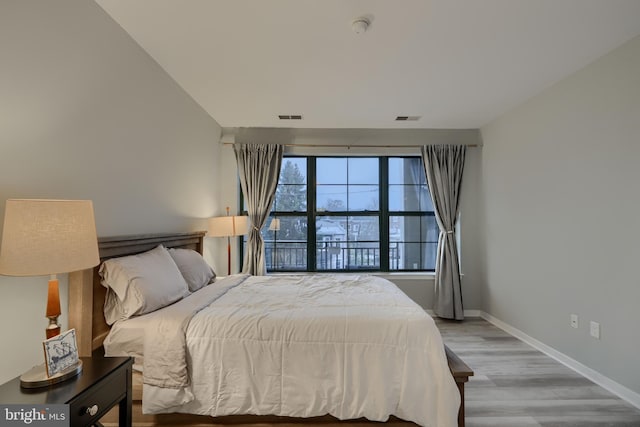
top-left (268, 157), bottom-right (308, 270)
top-left (387, 157), bottom-right (438, 271)
top-left (244, 156), bottom-right (438, 272)
top-left (316, 157), bottom-right (380, 270)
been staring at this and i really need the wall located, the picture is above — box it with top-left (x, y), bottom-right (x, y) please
top-left (480, 35), bottom-right (640, 394)
top-left (218, 128), bottom-right (484, 310)
top-left (0, 0), bottom-right (221, 383)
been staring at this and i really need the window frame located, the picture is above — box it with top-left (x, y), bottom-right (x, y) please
top-left (242, 155), bottom-right (437, 273)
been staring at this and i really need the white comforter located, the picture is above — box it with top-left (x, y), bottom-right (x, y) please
top-left (141, 274), bottom-right (460, 427)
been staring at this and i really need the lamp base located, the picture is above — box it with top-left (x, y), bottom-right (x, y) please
top-left (20, 360), bottom-right (83, 389)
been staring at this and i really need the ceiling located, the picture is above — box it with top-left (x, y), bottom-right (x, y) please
top-left (96, 0), bottom-right (640, 129)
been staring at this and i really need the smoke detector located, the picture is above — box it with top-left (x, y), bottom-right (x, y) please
top-left (351, 18), bottom-right (370, 34)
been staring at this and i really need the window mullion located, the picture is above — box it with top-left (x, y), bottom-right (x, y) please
top-left (308, 156), bottom-right (317, 272)
top-left (380, 157), bottom-right (389, 271)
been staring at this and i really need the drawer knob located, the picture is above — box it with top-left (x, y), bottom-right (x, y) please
top-left (86, 404), bottom-right (99, 416)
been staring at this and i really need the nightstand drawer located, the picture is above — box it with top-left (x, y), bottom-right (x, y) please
top-left (69, 364), bottom-right (127, 426)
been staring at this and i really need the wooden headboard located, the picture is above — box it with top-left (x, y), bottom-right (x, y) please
top-left (68, 231), bottom-right (206, 357)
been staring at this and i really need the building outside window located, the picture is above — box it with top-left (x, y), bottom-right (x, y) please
top-left (243, 156), bottom-right (438, 272)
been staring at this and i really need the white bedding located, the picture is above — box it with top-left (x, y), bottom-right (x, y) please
top-left (103, 314), bottom-right (146, 371)
top-left (106, 274), bottom-right (460, 427)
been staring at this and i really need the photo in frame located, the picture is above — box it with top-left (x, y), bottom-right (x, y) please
top-left (42, 328), bottom-right (79, 377)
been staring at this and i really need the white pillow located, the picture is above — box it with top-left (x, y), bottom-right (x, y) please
top-left (103, 288), bottom-right (125, 325)
top-left (167, 247), bottom-right (216, 292)
top-left (100, 245), bottom-right (190, 324)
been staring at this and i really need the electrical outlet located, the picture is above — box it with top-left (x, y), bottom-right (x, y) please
top-left (590, 321), bottom-right (600, 339)
top-left (570, 314), bottom-right (579, 329)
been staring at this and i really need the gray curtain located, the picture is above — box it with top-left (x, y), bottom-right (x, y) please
top-left (421, 145), bottom-right (466, 320)
top-left (234, 144), bottom-right (284, 275)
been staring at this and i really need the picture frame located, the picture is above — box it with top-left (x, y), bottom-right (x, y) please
top-left (43, 329), bottom-right (79, 377)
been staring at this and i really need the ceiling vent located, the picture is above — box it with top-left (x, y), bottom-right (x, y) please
top-left (278, 115), bottom-right (303, 120)
top-left (395, 116), bottom-right (421, 121)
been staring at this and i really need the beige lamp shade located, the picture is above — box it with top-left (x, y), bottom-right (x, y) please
top-left (268, 218), bottom-right (280, 231)
top-left (208, 215), bottom-right (249, 237)
top-left (0, 199), bottom-right (100, 276)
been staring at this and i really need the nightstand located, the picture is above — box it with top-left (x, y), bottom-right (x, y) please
top-left (0, 352), bottom-right (132, 427)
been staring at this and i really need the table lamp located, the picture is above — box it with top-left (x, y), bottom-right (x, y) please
top-left (268, 218), bottom-right (280, 232)
top-left (208, 207), bottom-right (249, 275)
top-left (0, 199), bottom-right (100, 387)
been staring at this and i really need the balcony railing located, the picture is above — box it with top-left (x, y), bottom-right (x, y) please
top-left (265, 242), bottom-right (307, 270)
top-left (265, 241), bottom-right (401, 271)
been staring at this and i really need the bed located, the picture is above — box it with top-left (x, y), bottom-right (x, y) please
top-left (68, 232), bottom-right (472, 427)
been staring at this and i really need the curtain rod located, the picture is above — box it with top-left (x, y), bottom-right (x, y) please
top-left (222, 142), bottom-right (478, 148)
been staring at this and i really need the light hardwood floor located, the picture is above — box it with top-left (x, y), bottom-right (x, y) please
top-left (436, 317), bottom-right (640, 427)
top-left (104, 318), bottom-right (640, 426)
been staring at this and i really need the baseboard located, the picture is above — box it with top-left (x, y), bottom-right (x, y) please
top-left (479, 311), bottom-right (640, 410)
top-left (425, 309), bottom-right (481, 317)
top-left (463, 309), bottom-right (482, 317)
